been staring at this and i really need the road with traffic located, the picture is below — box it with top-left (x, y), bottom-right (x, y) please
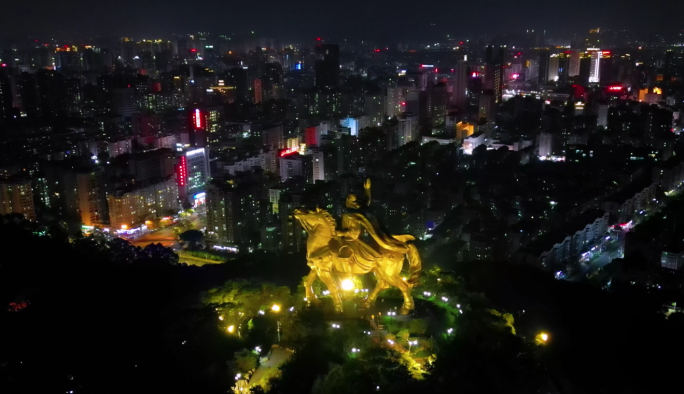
top-left (568, 243), bottom-right (623, 282)
top-left (130, 226), bottom-right (177, 247)
top-left (130, 214), bottom-right (203, 248)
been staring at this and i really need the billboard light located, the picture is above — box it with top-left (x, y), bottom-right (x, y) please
top-left (186, 148), bottom-right (205, 157)
top-left (193, 108), bottom-right (203, 129)
top-left (280, 147), bottom-right (298, 157)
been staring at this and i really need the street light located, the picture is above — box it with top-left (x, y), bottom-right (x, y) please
top-left (351, 348), bottom-right (360, 353)
top-left (227, 325), bottom-right (235, 333)
top-left (341, 278), bottom-right (355, 291)
top-left (535, 332), bottom-right (549, 345)
top-left (331, 323), bottom-right (340, 329)
top-left (387, 311), bottom-right (396, 332)
top-left (387, 339), bottom-right (394, 345)
top-left (271, 304), bottom-right (281, 312)
top-left (408, 340), bottom-right (418, 352)
top-left (447, 328), bottom-right (453, 336)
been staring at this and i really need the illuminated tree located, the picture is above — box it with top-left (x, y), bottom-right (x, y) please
top-left (202, 279), bottom-right (290, 330)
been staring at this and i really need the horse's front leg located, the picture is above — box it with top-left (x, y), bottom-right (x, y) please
top-left (316, 267), bottom-right (343, 313)
top-left (303, 267), bottom-right (320, 305)
top-left (364, 272), bottom-right (389, 309)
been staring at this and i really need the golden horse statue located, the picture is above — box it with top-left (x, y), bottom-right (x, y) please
top-left (294, 207), bottom-right (422, 315)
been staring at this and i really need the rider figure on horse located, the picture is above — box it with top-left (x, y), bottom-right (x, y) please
top-left (336, 179), bottom-right (414, 271)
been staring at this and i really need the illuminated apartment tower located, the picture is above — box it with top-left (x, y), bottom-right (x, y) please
top-left (547, 54), bottom-right (560, 82)
top-left (452, 60), bottom-right (469, 110)
top-left (176, 147), bottom-right (210, 207)
top-left (188, 107), bottom-right (208, 147)
top-left (485, 46), bottom-right (505, 103)
top-left (588, 50), bottom-right (611, 84)
top-left (0, 179), bottom-right (36, 221)
top-left (568, 49), bottom-right (580, 77)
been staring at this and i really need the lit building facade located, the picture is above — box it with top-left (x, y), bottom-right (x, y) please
top-left (0, 179), bottom-right (36, 221)
top-left (279, 151), bottom-right (303, 182)
top-left (107, 176), bottom-right (178, 231)
top-left (176, 147), bottom-right (209, 206)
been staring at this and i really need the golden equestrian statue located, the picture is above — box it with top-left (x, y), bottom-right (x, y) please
top-left (294, 179), bottom-right (422, 315)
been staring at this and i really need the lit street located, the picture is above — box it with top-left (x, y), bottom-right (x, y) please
top-left (567, 242), bottom-right (623, 283)
top-left (130, 213), bottom-right (203, 248)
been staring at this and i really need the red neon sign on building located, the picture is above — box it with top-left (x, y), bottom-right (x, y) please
top-left (280, 147), bottom-right (299, 157)
top-left (608, 86), bottom-right (622, 91)
top-left (177, 156), bottom-right (187, 186)
top-left (192, 108), bottom-right (204, 129)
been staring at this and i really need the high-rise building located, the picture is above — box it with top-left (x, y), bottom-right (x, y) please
top-left (588, 50), bottom-right (611, 84)
top-left (479, 92), bottom-right (495, 121)
top-left (452, 60), bottom-right (468, 110)
top-left (112, 87), bottom-right (136, 117)
top-left (262, 123), bottom-right (284, 149)
top-left (485, 46), bottom-right (505, 103)
top-left (340, 116), bottom-right (369, 136)
top-left (15, 72), bottom-right (41, 119)
top-left (310, 147), bottom-right (326, 183)
top-left (568, 49), bottom-right (581, 77)
top-left (538, 131), bottom-right (554, 157)
top-left (548, 54), bottom-right (560, 82)
top-left (73, 171), bottom-right (109, 227)
top-left (205, 183), bottom-right (242, 247)
top-left (253, 78), bottom-right (263, 104)
top-left (176, 147), bottom-right (210, 206)
top-left (0, 179), bottom-right (36, 221)
top-left (597, 104), bottom-right (609, 128)
top-left (279, 192), bottom-right (305, 253)
top-left (314, 44), bottom-right (340, 88)
top-left (279, 151), bottom-right (303, 181)
top-left (558, 52), bottom-right (571, 82)
top-left (129, 148), bottom-right (175, 182)
top-left (427, 82), bottom-right (448, 125)
top-left (386, 85), bottom-right (407, 118)
top-left (579, 53), bottom-right (592, 85)
top-left (365, 92), bottom-right (385, 126)
top-left (599, 51), bottom-right (613, 85)
top-left (397, 112), bottom-right (419, 146)
top-left (334, 134), bottom-right (358, 174)
top-left (187, 107), bottom-right (208, 147)
top-left (537, 51), bottom-right (550, 84)
top-left (0, 73), bottom-right (14, 125)
top-left (107, 176), bottom-right (178, 230)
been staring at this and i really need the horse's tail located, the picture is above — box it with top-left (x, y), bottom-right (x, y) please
top-left (406, 244), bottom-right (422, 288)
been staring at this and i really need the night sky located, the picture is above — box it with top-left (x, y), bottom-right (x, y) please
top-left (2, 0), bottom-right (683, 41)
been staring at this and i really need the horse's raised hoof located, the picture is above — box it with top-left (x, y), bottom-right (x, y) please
top-left (399, 306), bottom-right (412, 315)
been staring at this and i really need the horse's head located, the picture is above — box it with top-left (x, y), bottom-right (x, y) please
top-left (293, 207), bottom-right (336, 238)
